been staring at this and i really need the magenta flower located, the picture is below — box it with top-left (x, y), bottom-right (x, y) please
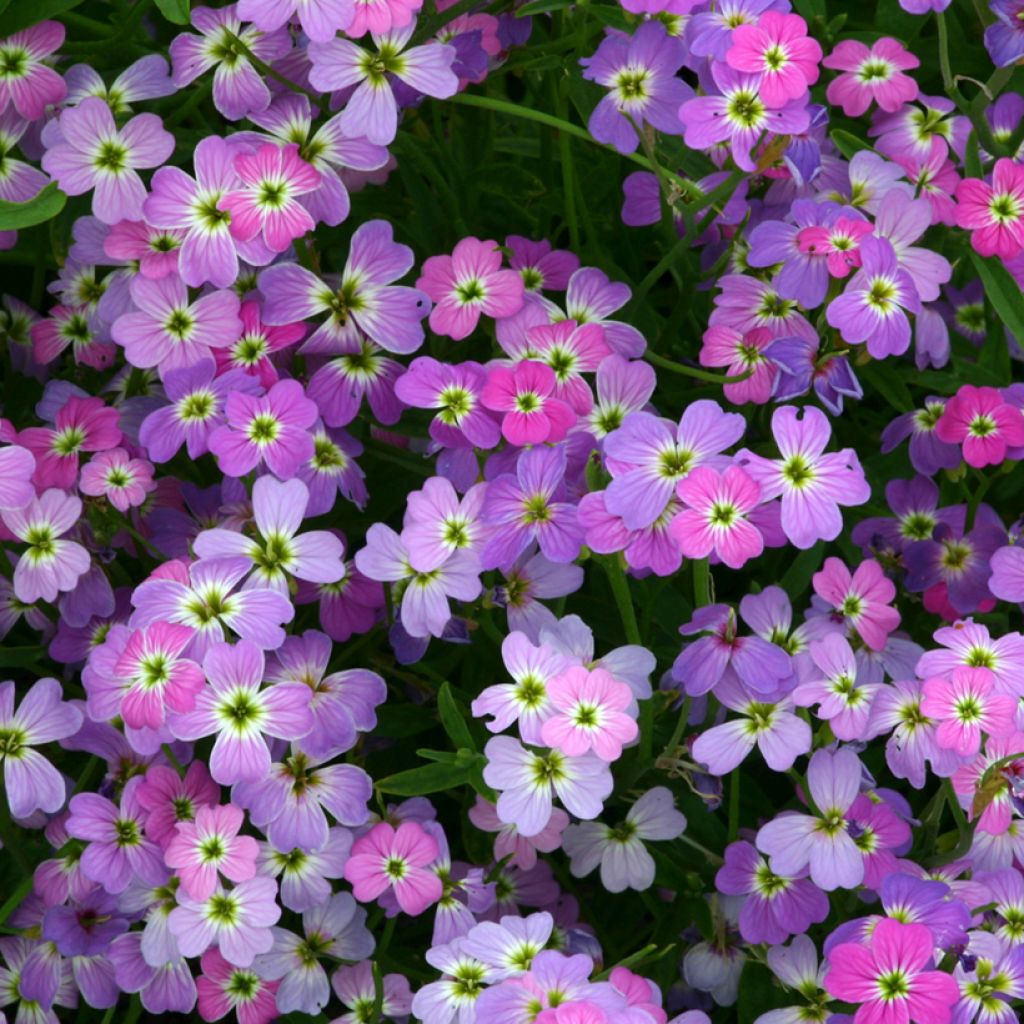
top-left (934, 384), bottom-right (1024, 468)
top-left (826, 236), bottom-right (921, 359)
top-left (194, 475), bottom-right (345, 595)
top-left (196, 948), bottom-right (279, 1024)
top-left (165, 804), bottom-right (260, 901)
top-left (482, 735), bottom-right (613, 837)
top-left (956, 159), bottom-right (1024, 259)
top-left (738, 405), bottom-right (870, 550)
top-left (540, 666), bottom-right (638, 762)
top-left (344, 821), bottom-right (443, 916)
top-left (79, 448), bottom-right (157, 512)
top-left (66, 779), bottom-right (166, 893)
top-left (678, 62), bottom-right (811, 172)
top-left (208, 378), bottom-right (317, 480)
top-left (143, 136), bottom-right (246, 289)
top-left (221, 144), bottom-right (320, 254)
top-left (480, 361), bottom-right (575, 447)
top-left (824, 919), bottom-right (959, 1024)
top-left (756, 747), bottom-right (865, 891)
top-left (670, 465), bottom-right (765, 570)
top-left (213, 299), bottom-right (305, 387)
top-left (480, 445), bottom-right (584, 570)
top-left (259, 218), bottom-right (428, 355)
top-left (2, 489), bottom-right (90, 604)
top-left (168, 875), bottom-right (281, 968)
top-left (0, 677), bottom-right (82, 819)
top-left (307, 27), bottom-right (458, 147)
top-left (30, 303), bottom-right (116, 370)
top-left (725, 12), bottom-right (821, 108)
top-left (113, 621), bottom-right (205, 730)
top-left (579, 21), bottom-right (692, 155)
top-left (236, 0), bottom-right (354, 41)
top-left (699, 325), bottom-right (777, 406)
top-left (169, 5), bottom-right (291, 122)
top-left (797, 215), bottom-right (874, 278)
top-left (418, 236), bottom-right (525, 341)
top-left (603, 401), bottom-right (746, 532)
top-left (812, 557), bottom-right (901, 652)
top-left (169, 640), bottom-right (314, 784)
top-left (136, 760), bottom-right (219, 847)
top-left (0, 22), bottom-right (66, 120)
top-left (823, 37), bottom-right (920, 117)
top-left (131, 556), bottom-right (295, 656)
top-left (42, 98), bottom-right (173, 224)
top-left (920, 667), bottom-right (1017, 758)
top-left (523, 321), bottom-right (610, 414)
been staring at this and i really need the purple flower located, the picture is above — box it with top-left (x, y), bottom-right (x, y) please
top-left (169, 5), bottom-right (291, 122)
top-left (766, 335), bottom-right (863, 415)
top-left (685, 0), bottom-right (788, 60)
top-left (0, 677), bottom-right (81, 819)
top-left (66, 778), bottom-right (166, 894)
top-left (42, 98), bottom-right (173, 225)
top-left (603, 400), bottom-right (745, 531)
top-left (881, 398), bottom-right (962, 476)
top-left (903, 521), bottom-right (1004, 616)
top-left (307, 26), bottom-right (458, 146)
top-left (580, 22), bottom-right (692, 155)
top-left (582, 354), bottom-right (655, 440)
top-left (403, 477), bottom-right (486, 573)
top-left (480, 445), bottom-right (584, 571)
top-left (494, 550), bottom-right (585, 642)
top-left (169, 639), bottom-right (313, 784)
top-left (985, 0), bottom-right (1024, 67)
top-left (0, 21), bottom-right (68, 120)
top-left (42, 889), bottom-right (128, 957)
top-left (237, 0), bottom-right (354, 42)
top-left (259, 218), bottom-right (428, 355)
top-left (108, 932), bottom-right (197, 1014)
top-left (208, 378), bottom-right (318, 480)
top-left (63, 54), bottom-right (177, 114)
top-left (738, 405), bottom-right (870, 550)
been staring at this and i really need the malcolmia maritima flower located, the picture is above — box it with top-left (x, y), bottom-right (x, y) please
top-left (0, 21), bottom-right (68, 120)
top-left (42, 97), bottom-right (174, 225)
top-left (79, 448), bottom-right (157, 512)
top-left (343, 821), bottom-right (443, 916)
top-left (792, 634), bottom-right (881, 741)
top-left (480, 361), bottom-right (576, 447)
top-left (540, 665), bottom-right (638, 763)
top-left (725, 12), bottom-right (822, 109)
top-left (934, 385), bottom-right (1024, 469)
top-left (236, 0), bottom-right (355, 42)
top-left (920, 666), bottom-right (1017, 758)
top-left (956, 158), bottom-right (1024, 259)
top-left (164, 804), bottom-right (260, 901)
top-left (812, 556), bottom-right (902, 652)
top-left (823, 37), bottom-right (921, 117)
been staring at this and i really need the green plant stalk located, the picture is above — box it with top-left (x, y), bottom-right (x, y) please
top-left (644, 349), bottom-right (757, 385)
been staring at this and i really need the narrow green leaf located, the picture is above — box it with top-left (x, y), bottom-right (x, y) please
top-left (376, 761), bottom-right (476, 797)
top-left (0, 645), bottom-right (47, 668)
top-left (779, 542), bottom-right (824, 599)
top-left (970, 252), bottom-right (1024, 369)
top-left (515, 0), bottom-right (572, 16)
top-left (438, 681), bottom-right (476, 752)
top-left (829, 129), bottom-right (872, 160)
top-left (859, 360), bottom-right (914, 413)
top-left (0, 183), bottom-right (66, 231)
top-left (153, 0), bottom-right (190, 24)
top-left (0, 0), bottom-right (83, 33)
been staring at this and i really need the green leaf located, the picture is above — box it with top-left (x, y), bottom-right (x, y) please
top-left (829, 129), bottom-right (872, 160)
top-left (0, 0), bottom-right (84, 33)
top-left (970, 251), bottom-right (1024, 368)
top-left (375, 704), bottom-right (438, 738)
top-left (438, 681), bottom-right (476, 752)
top-left (376, 760), bottom-right (478, 797)
top-left (859, 360), bottom-right (914, 413)
top-left (779, 542), bottom-right (824, 599)
top-left (0, 645), bottom-right (47, 668)
top-left (515, 0), bottom-right (573, 16)
top-left (153, 0), bottom-right (190, 24)
top-left (0, 183), bottom-right (66, 231)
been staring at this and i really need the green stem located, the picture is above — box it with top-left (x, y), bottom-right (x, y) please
top-left (554, 69), bottom-right (580, 253)
top-left (644, 349), bottom-right (757, 386)
top-left (677, 832), bottom-right (724, 866)
top-left (161, 743), bottom-right (185, 779)
top-left (633, 234), bottom-right (690, 308)
top-left (727, 768), bottom-right (741, 842)
top-left (224, 31), bottom-right (323, 106)
top-left (599, 555), bottom-right (642, 646)
top-left (965, 472), bottom-right (993, 531)
top-left (692, 558), bottom-right (712, 608)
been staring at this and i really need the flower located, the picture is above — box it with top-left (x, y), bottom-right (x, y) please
top-left (920, 666), bottom-right (1017, 757)
top-left (0, 21), bottom-right (67, 120)
top-left (79, 449), bottom-right (157, 512)
top-left (0, 443), bottom-right (35, 512)
top-left (812, 557), bottom-right (902, 652)
top-left (738, 405), bottom-right (870, 550)
top-left (481, 735), bottom-right (614, 837)
top-left (417, 236), bottom-right (526, 341)
top-left (42, 98), bottom-right (174, 224)
top-left (165, 804), bottom-right (260, 901)
top-left (0, 677), bottom-right (82, 819)
top-left (196, 947), bottom-right (280, 1023)
top-left (824, 918), bottom-right (959, 1024)
top-left (307, 26), bottom-right (458, 147)
top-left (480, 361), bottom-right (575, 446)
top-left (561, 787), bottom-right (686, 892)
top-left (934, 385), bottom-right (1024, 468)
top-left (579, 21), bottom-right (692, 155)
top-left (169, 639), bottom-right (314, 784)
top-left (236, 0), bottom-right (354, 41)
top-left (540, 666), bottom-right (638, 762)
top-left (344, 821), bottom-right (443, 915)
top-left (1, 489), bottom-right (91, 604)
top-left (725, 12), bottom-right (822, 109)
top-left (332, 960), bottom-right (413, 1024)
top-left (698, 326), bottom-right (778, 405)
top-left (208, 378), bottom-right (318, 480)
top-left (823, 37), bottom-right (920, 116)
top-left (792, 634), bottom-right (880, 742)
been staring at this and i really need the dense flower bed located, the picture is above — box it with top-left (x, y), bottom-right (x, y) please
top-left (0, 0), bottom-right (1023, 1021)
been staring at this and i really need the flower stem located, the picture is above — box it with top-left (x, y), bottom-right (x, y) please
top-left (644, 349), bottom-right (756, 385)
top-left (599, 554), bottom-right (642, 646)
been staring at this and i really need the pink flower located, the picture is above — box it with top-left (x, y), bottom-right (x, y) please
top-left (824, 919), bottom-right (959, 1024)
top-left (956, 158), bottom-right (1024, 259)
top-left (165, 804), bottom-right (260, 901)
top-left (540, 665), bottom-right (638, 762)
top-left (0, 443), bottom-right (36, 512)
top-left (221, 144), bottom-right (321, 254)
top-left (796, 216), bottom-right (874, 277)
top-left (920, 666), bottom-right (1017, 757)
top-left (823, 38), bottom-right (920, 117)
top-left (934, 384), bottom-right (1024, 468)
top-left (812, 557), bottom-right (901, 652)
top-left (699, 325), bottom-right (778, 405)
top-left (343, 821), bottom-right (443, 916)
top-left (536, 1004), bottom-right (608, 1024)
top-left (79, 448), bottom-right (157, 512)
top-left (196, 947), bottom-right (279, 1024)
top-left (480, 361), bottom-right (575, 445)
top-left (467, 797), bottom-right (569, 871)
top-left (236, 0), bottom-right (354, 41)
top-left (417, 237), bottom-right (525, 340)
top-left (208, 378), bottom-right (318, 480)
top-left (670, 465), bottom-right (765, 570)
top-left (725, 12), bottom-right (822, 109)
top-left (0, 22), bottom-right (67, 120)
